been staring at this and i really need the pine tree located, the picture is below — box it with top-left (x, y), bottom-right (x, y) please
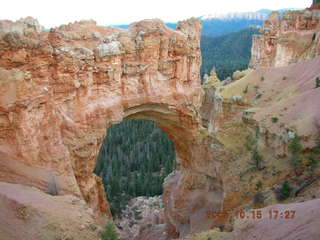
top-left (101, 222), bottom-right (122, 240)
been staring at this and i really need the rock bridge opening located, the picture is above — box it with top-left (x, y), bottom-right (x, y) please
top-left (86, 103), bottom-right (224, 238)
top-left (94, 116), bottom-right (177, 218)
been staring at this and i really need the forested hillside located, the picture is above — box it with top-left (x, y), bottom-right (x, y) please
top-left (94, 119), bottom-right (175, 217)
top-left (201, 27), bottom-right (260, 80)
top-left (201, 18), bottom-right (262, 37)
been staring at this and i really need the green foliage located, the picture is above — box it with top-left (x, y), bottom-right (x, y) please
top-left (255, 128), bottom-right (260, 139)
top-left (255, 180), bottom-right (263, 191)
top-left (289, 135), bottom-right (303, 153)
top-left (312, 33), bottom-right (316, 42)
top-left (288, 135), bottom-right (303, 173)
top-left (201, 27), bottom-right (259, 80)
top-left (271, 117), bottom-right (278, 123)
top-left (94, 119), bottom-right (175, 217)
top-left (260, 76), bottom-right (265, 81)
top-left (307, 143), bottom-right (320, 172)
top-left (253, 192), bottom-right (265, 207)
top-left (316, 77), bottom-right (320, 88)
top-left (101, 222), bottom-right (122, 240)
top-left (308, 153), bottom-right (320, 172)
top-left (276, 181), bottom-right (292, 201)
top-left (243, 85), bottom-right (249, 94)
top-left (249, 148), bottom-right (264, 171)
top-left (245, 135), bottom-right (257, 151)
top-left (255, 93), bottom-right (262, 99)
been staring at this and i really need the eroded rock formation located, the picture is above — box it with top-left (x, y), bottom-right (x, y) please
top-left (1, 6), bottom-right (320, 240)
top-left (0, 17), bottom-right (226, 238)
top-left (250, 8), bottom-right (320, 68)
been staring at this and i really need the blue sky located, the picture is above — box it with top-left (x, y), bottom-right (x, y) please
top-left (0, 0), bottom-right (312, 28)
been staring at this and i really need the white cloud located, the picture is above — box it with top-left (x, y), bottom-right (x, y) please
top-left (0, 0), bottom-right (312, 28)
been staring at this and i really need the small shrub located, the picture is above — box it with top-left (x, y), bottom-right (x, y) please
top-left (256, 180), bottom-right (263, 191)
top-left (288, 136), bottom-right (303, 174)
top-left (289, 135), bottom-right (303, 156)
top-left (282, 76), bottom-right (287, 80)
top-left (308, 145), bottom-right (320, 172)
top-left (276, 181), bottom-right (292, 201)
top-left (312, 32), bottom-right (316, 42)
top-left (308, 153), bottom-right (319, 172)
top-left (249, 148), bottom-right (264, 171)
top-left (288, 135), bottom-right (303, 174)
top-left (271, 117), bottom-right (279, 123)
top-left (255, 128), bottom-right (260, 138)
top-left (255, 93), bottom-right (262, 99)
top-left (254, 85), bottom-right (260, 90)
top-left (245, 135), bottom-right (257, 151)
top-left (101, 222), bottom-right (122, 240)
top-left (260, 76), bottom-right (265, 81)
top-left (253, 192), bottom-right (265, 207)
top-left (316, 77), bottom-right (320, 88)
top-left (133, 208), bottom-right (143, 221)
top-left (47, 173), bottom-right (59, 196)
top-left (243, 85), bottom-right (249, 94)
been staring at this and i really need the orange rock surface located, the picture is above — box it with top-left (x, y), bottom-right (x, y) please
top-left (1, 7), bottom-right (320, 240)
top-left (0, 17), bottom-right (224, 238)
top-left (250, 8), bottom-right (320, 68)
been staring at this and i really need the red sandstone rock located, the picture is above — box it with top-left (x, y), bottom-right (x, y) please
top-left (0, 17), bottom-right (222, 238)
top-left (250, 9), bottom-right (320, 68)
top-left (1, 9), bottom-right (320, 240)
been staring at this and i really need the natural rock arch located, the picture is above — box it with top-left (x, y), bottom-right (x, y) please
top-left (0, 17), bottom-right (223, 237)
top-left (108, 104), bottom-right (224, 238)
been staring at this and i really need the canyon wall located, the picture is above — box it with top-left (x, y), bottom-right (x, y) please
top-left (0, 17), bottom-right (227, 238)
top-left (250, 7), bottom-right (320, 68)
top-left (1, 6), bottom-right (320, 240)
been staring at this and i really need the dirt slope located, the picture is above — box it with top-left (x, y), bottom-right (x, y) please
top-left (222, 56), bottom-right (320, 142)
top-left (0, 181), bottom-right (102, 240)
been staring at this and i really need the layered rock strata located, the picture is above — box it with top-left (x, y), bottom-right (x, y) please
top-left (0, 17), bottom-right (225, 238)
top-left (250, 8), bottom-right (320, 68)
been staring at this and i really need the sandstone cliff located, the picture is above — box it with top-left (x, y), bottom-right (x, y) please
top-left (186, 6), bottom-right (320, 238)
top-left (250, 8), bottom-right (320, 68)
top-left (1, 8), bottom-right (320, 240)
top-left (0, 16), bottom-right (225, 239)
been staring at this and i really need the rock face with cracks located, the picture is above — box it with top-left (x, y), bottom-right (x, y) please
top-left (250, 7), bottom-right (320, 68)
top-left (0, 17), bottom-right (225, 238)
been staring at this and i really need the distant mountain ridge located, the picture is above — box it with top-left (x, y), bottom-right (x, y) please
top-left (200, 12), bottom-right (268, 21)
top-left (112, 8), bottom-right (300, 38)
top-left (201, 8), bottom-right (301, 21)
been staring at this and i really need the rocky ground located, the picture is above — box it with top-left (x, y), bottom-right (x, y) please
top-left (116, 196), bottom-right (169, 240)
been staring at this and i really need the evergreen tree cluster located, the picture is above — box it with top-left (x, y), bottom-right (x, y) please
top-left (201, 19), bottom-right (263, 38)
top-left (94, 119), bottom-right (176, 217)
top-left (201, 27), bottom-right (260, 80)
